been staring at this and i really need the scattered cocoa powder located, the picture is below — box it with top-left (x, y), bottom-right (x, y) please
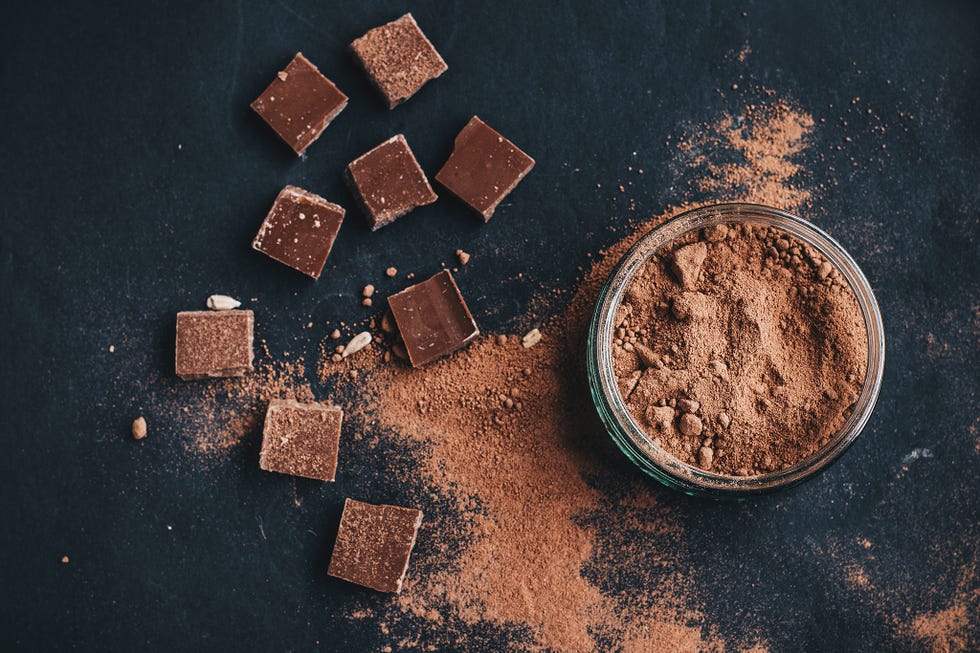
top-left (906, 603), bottom-right (974, 653)
top-left (128, 95), bottom-right (857, 650)
top-left (677, 99), bottom-right (815, 212)
top-left (323, 98), bottom-right (826, 649)
top-left (614, 223), bottom-right (868, 475)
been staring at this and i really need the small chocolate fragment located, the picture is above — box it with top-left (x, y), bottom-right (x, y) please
top-left (387, 270), bottom-right (479, 367)
top-left (252, 185), bottom-right (345, 279)
top-left (328, 498), bottom-right (423, 593)
top-left (251, 52), bottom-right (348, 155)
top-left (350, 14), bottom-right (447, 109)
top-left (345, 134), bottom-right (437, 230)
top-left (259, 399), bottom-right (342, 482)
top-left (175, 310), bottom-right (254, 380)
top-left (435, 116), bottom-right (535, 221)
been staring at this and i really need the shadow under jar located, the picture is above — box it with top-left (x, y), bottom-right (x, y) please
top-left (587, 203), bottom-right (885, 498)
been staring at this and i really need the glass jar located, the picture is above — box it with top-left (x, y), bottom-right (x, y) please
top-left (586, 203), bottom-right (885, 498)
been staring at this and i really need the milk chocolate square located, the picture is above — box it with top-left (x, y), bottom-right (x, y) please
top-left (350, 14), bottom-right (447, 109)
top-left (435, 116), bottom-right (535, 221)
top-left (251, 52), bottom-right (348, 155)
top-left (328, 498), bottom-right (423, 593)
top-left (387, 270), bottom-right (478, 367)
top-left (259, 399), bottom-right (342, 482)
top-left (175, 310), bottom-right (254, 380)
top-left (344, 134), bottom-right (437, 230)
top-left (252, 185), bottom-right (345, 279)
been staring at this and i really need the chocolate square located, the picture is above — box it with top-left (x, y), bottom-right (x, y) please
top-left (387, 270), bottom-right (479, 367)
top-left (435, 116), bottom-right (535, 221)
top-left (251, 52), bottom-right (348, 155)
top-left (175, 310), bottom-right (254, 380)
top-left (252, 185), bottom-right (345, 279)
top-left (259, 399), bottom-right (342, 482)
top-left (328, 498), bottom-right (423, 593)
top-left (344, 134), bottom-right (438, 230)
top-left (350, 14), bottom-right (447, 109)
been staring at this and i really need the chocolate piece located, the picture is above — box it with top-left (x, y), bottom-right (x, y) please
top-left (350, 14), bottom-right (447, 109)
top-left (251, 52), bottom-right (348, 156)
top-left (435, 116), bottom-right (535, 221)
top-left (328, 498), bottom-right (423, 593)
top-left (344, 134), bottom-right (437, 230)
top-left (387, 270), bottom-right (478, 367)
top-left (175, 310), bottom-right (254, 380)
top-left (252, 185), bottom-right (345, 279)
top-left (259, 399), bottom-right (342, 482)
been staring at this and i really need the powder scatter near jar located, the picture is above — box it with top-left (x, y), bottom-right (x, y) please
top-left (614, 223), bottom-right (868, 475)
top-left (125, 95), bottom-right (830, 649)
top-left (357, 332), bottom-right (731, 651)
top-left (325, 96), bottom-right (828, 650)
top-left (674, 98), bottom-right (815, 212)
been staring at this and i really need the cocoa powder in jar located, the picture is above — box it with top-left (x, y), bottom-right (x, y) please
top-left (614, 221), bottom-right (868, 476)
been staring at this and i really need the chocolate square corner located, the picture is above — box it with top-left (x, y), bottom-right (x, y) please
top-left (175, 310), bottom-right (254, 380)
top-left (252, 185), bottom-right (345, 279)
top-left (251, 52), bottom-right (348, 155)
top-left (258, 399), bottom-right (343, 482)
top-left (345, 134), bottom-right (438, 230)
top-left (435, 116), bottom-right (535, 221)
top-left (350, 14), bottom-right (447, 109)
top-left (327, 498), bottom-right (423, 593)
top-left (387, 269), bottom-right (479, 367)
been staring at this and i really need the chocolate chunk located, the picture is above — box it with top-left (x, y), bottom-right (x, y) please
top-left (251, 52), bottom-right (348, 155)
top-left (175, 310), bottom-right (254, 380)
top-left (328, 498), bottom-right (423, 593)
top-left (344, 134), bottom-right (437, 230)
top-left (252, 185), bottom-right (345, 279)
top-left (259, 399), bottom-right (342, 482)
top-left (350, 14), bottom-right (447, 109)
top-left (435, 116), bottom-right (535, 221)
top-left (387, 270), bottom-right (479, 367)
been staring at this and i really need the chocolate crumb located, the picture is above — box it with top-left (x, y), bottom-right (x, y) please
top-left (131, 416), bottom-right (147, 440)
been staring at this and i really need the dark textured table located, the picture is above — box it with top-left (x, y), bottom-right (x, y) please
top-left (2, 1), bottom-right (977, 650)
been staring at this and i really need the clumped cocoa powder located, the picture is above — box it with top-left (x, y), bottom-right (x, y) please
top-left (614, 223), bottom-right (868, 475)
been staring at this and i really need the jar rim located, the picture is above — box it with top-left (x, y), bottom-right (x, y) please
top-left (586, 203), bottom-right (886, 498)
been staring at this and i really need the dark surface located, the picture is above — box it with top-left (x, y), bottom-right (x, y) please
top-left (1, 1), bottom-right (978, 651)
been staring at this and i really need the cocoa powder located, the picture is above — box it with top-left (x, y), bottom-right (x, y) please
top-left (615, 223), bottom-right (868, 475)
